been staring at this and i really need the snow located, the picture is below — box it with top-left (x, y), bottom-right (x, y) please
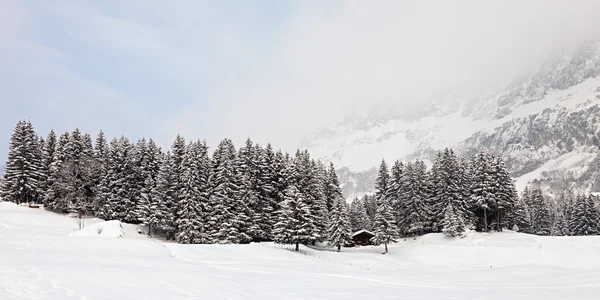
top-left (306, 70), bottom-right (600, 177)
top-left (68, 220), bottom-right (125, 238)
top-left (2, 201), bottom-right (600, 299)
top-left (515, 148), bottom-right (598, 191)
top-left (351, 229), bottom-right (374, 237)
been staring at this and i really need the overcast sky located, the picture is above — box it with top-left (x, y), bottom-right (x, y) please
top-left (2, 0), bottom-right (600, 160)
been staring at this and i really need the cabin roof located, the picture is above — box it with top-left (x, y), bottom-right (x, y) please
top-left (351, 229), bottom-right (375, 238)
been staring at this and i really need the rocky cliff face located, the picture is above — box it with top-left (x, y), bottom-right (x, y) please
top-left (305, 41), bottom-right (600, 199)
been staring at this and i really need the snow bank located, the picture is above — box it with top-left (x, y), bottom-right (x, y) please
top-left (69, 220), bottom-right (125, 238)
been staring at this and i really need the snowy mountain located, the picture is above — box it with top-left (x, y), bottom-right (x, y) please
top-left (304, 41), bottom-right (600, 199)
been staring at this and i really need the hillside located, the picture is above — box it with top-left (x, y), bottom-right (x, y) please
top-left (304, 41), bottom-right (600, 199)
top-left (2, 202), bottom-right (600, 299)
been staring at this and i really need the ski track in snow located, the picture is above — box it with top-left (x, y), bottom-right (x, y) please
top-left (2, 201), bottom-right (600, 299)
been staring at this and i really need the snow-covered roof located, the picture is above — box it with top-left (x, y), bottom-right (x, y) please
top-left (351, 229), bottom-right (375, 238)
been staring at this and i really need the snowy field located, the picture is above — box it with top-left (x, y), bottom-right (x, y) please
top-left (1, 202), bottom-right (599, 300)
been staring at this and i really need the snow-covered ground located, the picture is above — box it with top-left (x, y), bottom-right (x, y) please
top-left (1, 201), bottom-right (599, 299)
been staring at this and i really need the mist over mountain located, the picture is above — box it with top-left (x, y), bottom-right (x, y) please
top-left (304, 41), bottom-right (600, 199)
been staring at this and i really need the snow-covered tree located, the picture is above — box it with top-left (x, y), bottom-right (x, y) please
top-left (326, 197), bottom-right (352, 251)
top-left (374, 160), bottom-right (391, 206)
top-left (350, 197), bottom-right (372, 232)
top-left (209, 139), bottom-right (251, 244)
top-left (273, 184), bottom-right (316, 251)
top-left (40, 129), bottom-right (57, 196)
top-left (442, 203), bottom-right (466, 237)
top-left (399, 161), bottom-right (430, 236)
top-left (149, 152), bottom-right (177, 238)
top-left (371, 198), bottom-right (399, 254)
top-left (470, 152), bottom-right (496, 232)
top-left (175, 141), bottom-right (210, 244)
top-left (511, 197), bottom-right (531, 233)
top-left (1, 121), bottom-right (43, 204)
top-left (569, 194), bottom-right (599, 236)
top-left (529, 188), bottom-right (551, 235)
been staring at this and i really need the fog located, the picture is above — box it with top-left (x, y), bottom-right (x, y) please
top-left (2, 0), bottom-right (600, 156)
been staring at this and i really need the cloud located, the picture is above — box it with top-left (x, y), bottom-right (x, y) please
top-left (164, 0), bottom-right (600, 153)
top-left (2, 0), bottom-right (600, 160)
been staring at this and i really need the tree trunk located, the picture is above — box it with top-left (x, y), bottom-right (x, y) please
top-left (148, 224), bottom-right (152, 237)
top-left (384, 242), bottom-right (388, 254)
top-left (337, 244), bottom-right (341, 252)
top-left (295, 242), bottom-right (299, 252)
top-left (496, 210), bottom-right (501, 232)
top-left (483, 209), bottom-right (488, 232)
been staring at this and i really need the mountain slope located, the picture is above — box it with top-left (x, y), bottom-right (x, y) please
top-left (305, 41), bottom-right (600, 198)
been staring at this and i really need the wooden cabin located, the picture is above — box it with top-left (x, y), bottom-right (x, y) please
top-left (348, 230), bottom-right (375, 247)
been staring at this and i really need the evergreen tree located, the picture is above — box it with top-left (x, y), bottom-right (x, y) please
top-left (350, 197), bottom-right (372, 232)
top-left (326, 196), bottom-right (352, 251)
top-left (551, 212), bottom-right (568, 236)
top-left (237, 138), bottom-right (264, 241)
top-left (493, 158), bottom-right (517, 231)
top-left (442, 203), bottom-right (466, 237)
top-left (470, 152), bottom-right (496, 232)
top-left (209, 139), bottom-right (251, 244)
top-left (399, 162), bottom-right (430, 236)
top-left (273, 184), bottom-right (316, 251)
top-left (389, 160), bottom-right (404, 229)
top-left (175, 141), bottom-right (209, 244)
top-left (511, 197), bottom-right (531, 233)
top-left (570, 195), bottom-right (599, 236)
top-left (45, 131), bottom-right (69, 207)
top-left (371, 197), bottom-right (399, 254)
top-left (40, 129), bottom-right (57, 196)
top-left (324, 162), bottom-right (344, 212)
top-left (150, 152), bottom-right (177, 238)
top-left (374, 160), bottom-right (391, 206)
top-left (1, 121), bottom-right (44, 204)
top-left (529, 188), bottom-right (551, 235)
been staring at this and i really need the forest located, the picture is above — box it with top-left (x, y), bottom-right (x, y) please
top-left (2, 121), bottom-right (599, 254)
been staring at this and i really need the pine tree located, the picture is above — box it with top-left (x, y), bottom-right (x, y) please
top-left (371, 197), bottom-right (399, 254)
top-left (470, 152), bottom-right (496, 232)
top-left (326, 196), bottom-right (352, 251)
top-left (442, 203), bottom-right (466, 237)
top-left (175, 141), bottom-right (208, 244)
top-left (254, 143), bottom-right (277, 241)
top-left (389, 160), bottom-right (404, 229)
top-left (1, 121), bottom-right (44, 204)
top-left (551, 212), bottom-right (568, 236)
top-left (237, 138), bottom-right (264, 241)
top-left (493, 158), bottom-right (517, 231)
top-left (209, 139), bottom-right (251, 244)
top-left (324, 162), bottom-right (344, 213)
top-left (511, 197), bottom-right (531, 233)
top-left (374, 160), bottom-right (391, 206)
top-left (45, 131), bottom-right (69, 208)
top-left (40, 129), bottom-right (57, 197)
top-left (570, 195), bottom-right (599, 236)
top-left (529, 188), bottom-right (551, 235)
top-left (150, 152), bottom-right (177, 238)
top-left (429, 149), bottom-right (469, 232)
top-left (273, 184), bottom-right (316, 251)
top-left (350, 197), bottom-right (372, 232)
top-left (399, 162), bottom-right (430, 236)
top-left (138, 139), bottom-right (163, 232)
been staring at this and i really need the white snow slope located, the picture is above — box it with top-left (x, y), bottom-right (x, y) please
top-left (2, 201), bottom-right (600, 300)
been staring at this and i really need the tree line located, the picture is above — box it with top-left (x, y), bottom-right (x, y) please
top-left (348, 147), bottom-right (600, 252)
top-left (0, 121), bottom-right (352, 250)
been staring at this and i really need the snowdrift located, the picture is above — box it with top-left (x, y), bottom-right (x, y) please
top-left (69, 220), bottom-right (125, 238)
